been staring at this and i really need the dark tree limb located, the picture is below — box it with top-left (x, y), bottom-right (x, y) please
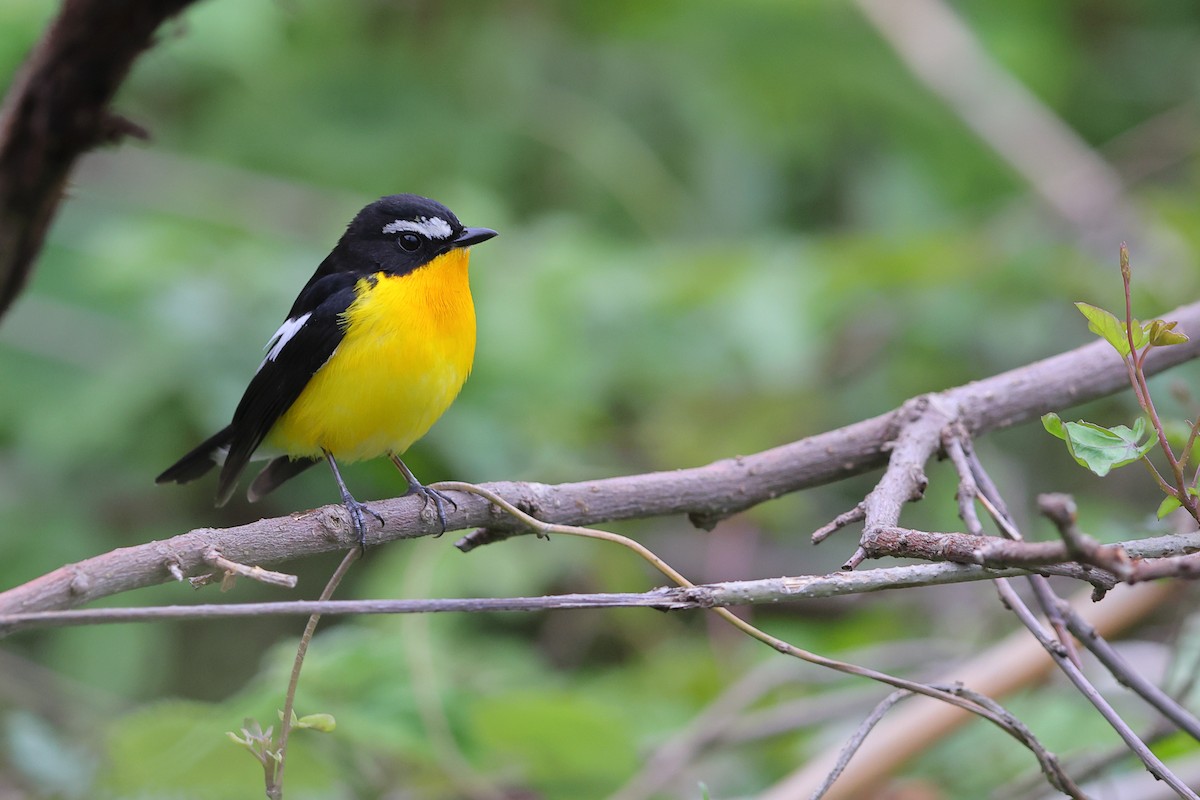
top-left (0, 0), bottom-right (199, 317)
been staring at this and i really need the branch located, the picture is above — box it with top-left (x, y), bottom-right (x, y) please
top-left (0, 0), bottom-right (198, 317)
top-left (758, 582), bottom-right (1175, 800)
top-left (4, 299), bottom-right (1200, 615)
top-left (994, 580), bottom-right (1196, 797)
top-left (813, 686), bottom-right (1084, 800)
top-left (0, 557), bottom-right (1124, 637)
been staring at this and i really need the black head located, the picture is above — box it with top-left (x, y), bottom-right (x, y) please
top-left (334, 194), bottom-right (497, 276)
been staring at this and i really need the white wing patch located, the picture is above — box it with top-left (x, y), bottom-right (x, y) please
top-left (257, 312), bottom-right (312, 372)
top-left (382, 216), bottom-right (453, 240)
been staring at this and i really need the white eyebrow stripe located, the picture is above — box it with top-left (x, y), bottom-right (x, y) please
top-left (257, 312), bottom-right (312, 371)
top-left (382, 216), bottom-right (453, 240)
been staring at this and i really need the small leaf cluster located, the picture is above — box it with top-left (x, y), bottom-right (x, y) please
top-left (1075, 302), bottom-right (1188, 357)
top-left (1043, 246), bottom-right (1196, 521)
top-left (226, 710), bottom-right (336, 790)
top-left (1042, 414), bottom-right (1155, 478)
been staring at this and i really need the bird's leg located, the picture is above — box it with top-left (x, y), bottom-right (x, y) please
top-left (323, 449), bottom-right (383, 548)
top-left (389, 454), bottom-right (456, 535)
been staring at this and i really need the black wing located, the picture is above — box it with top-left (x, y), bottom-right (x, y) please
top-left (214, 272), bottom-right (362, 506)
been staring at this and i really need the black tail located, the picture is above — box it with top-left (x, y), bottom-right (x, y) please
top-left (156, 426), bottom-right (234, 487)
top-left (247, 455), bottom-right (320, 502)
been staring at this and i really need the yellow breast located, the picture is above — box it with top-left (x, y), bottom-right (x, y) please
top-left (266, 249), bottom-right (476, 462)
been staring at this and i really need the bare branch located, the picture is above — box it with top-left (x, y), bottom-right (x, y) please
top-left (4, 299), bottom-right (1200, 616)
top-left (994, 580), bottom-right (1197, 798)
top-left (864, 525), bottom-right (1123, 573)
top-left (810, 690), bottom-right (914, 800)
top-left (1039, 492), bottom-right (1134, 576)
top-left (963, 442), bottom-right (1093, 680)
top-left (203, 549), bottom-right (298, 590)
top-left (842, 394), bottom-right (958, 568)
top-left (1059, 598), bottom-right (1200, 741)
top-left (812, 683), bottom-right (1085, 800)
top-left (942, 424), bottom-right (986, 535)
top-left (812, 503), bottom-right (865, 544)
top-left (758, 582), bottom-right (1174, 799)
top-left (0, 557), bottom-right (1126, 637)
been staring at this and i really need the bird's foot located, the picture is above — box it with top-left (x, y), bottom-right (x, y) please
top-left (390, 454), bottom-right (457, 535)
top-left (343, 495), bottom-right (385, 549)
top-left (404, 481), bottom-right (457, 535)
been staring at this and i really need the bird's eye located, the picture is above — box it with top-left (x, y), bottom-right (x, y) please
top-left (398, 233), bottom-right (421, 252)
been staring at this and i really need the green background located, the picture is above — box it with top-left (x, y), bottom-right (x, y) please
top-left (2, 1), bottom-right (1199, 797)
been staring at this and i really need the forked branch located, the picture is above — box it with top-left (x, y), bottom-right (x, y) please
top-left (2, 299), bottom-right (1200, 617)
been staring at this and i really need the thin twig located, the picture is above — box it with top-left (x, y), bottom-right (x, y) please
top-left (812, 504), bottom-right (866, 544)
top-left (0, 559), bottom-right (1117, 636)
top-left (810, 690), bottom-right (912, 800)
top-left (203, 549), bottom-right (298, 590)
top-left (1038, 493), bottom-right (1134, 578)
top-left (942, 427), bottom-right (985, 536)
top-left (400, 545), bottom-right (507, 800)
top-left (1120, 245), bottom-right (1200, 522)
top-left (961, 446), bottom-right (1083, 669)
top-left (1059, 600), bottom-right (1200, 741)
top-left (434, 482), bottom-right (1081, 794)
top-left (948, 684), bottom-right (1085, 798)
top-left (994, 580), bottom-right (1196, 798)
top-left (270, 547), bottom-right (360, 799)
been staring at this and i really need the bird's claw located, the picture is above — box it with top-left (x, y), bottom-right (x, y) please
top-left (343, 496), bottom-right (384, 549)
top-left (406, 483), bottom-right (456, 535)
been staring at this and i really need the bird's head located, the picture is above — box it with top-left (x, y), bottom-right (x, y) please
top-left (339, 194), bottom-right (497, 276)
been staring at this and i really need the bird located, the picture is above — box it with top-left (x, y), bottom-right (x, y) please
top-left (157, 193), bottom-right (497, 545)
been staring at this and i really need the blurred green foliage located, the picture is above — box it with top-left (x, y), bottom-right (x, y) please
top-left (3, 0), bottom-right (1200, 797)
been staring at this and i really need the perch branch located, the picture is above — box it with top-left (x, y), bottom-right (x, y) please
top-left (3, 298), bottom-right (1200, 616)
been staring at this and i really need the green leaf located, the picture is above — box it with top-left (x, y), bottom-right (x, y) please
top-left (1045, 414), bottom-right (1156, 477)
top-left (295, 713), bottom-right (337, 733)
top-left (225, 731), bottom-right (253, 751)
top-left (1157, 496), bottom-right (1182, 519)
top-left (1057, 418), bottom-right (1156, 477)
top-left (1042, 412), bottom-right (1066, 440)
top-left (1075, 302), bottom-right (1145, 356)
top-left (1147, 319), bottom-right (1189, 347)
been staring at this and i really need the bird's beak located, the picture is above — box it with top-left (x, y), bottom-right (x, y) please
top-left (451, 227), bottom-right (498, 248)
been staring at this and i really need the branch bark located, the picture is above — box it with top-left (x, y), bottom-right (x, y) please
top-left (0, 0), bottom-right (198, 317)
top-left (3, 299), bottom-right (1200, 616)
top-left (0, 558), bottom-right (1126, 637)
top-left (760, 581), bottom-right (1177, 800)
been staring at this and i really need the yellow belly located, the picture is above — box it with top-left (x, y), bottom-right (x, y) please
top-left (265, 249), bottom-right (476, 462)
